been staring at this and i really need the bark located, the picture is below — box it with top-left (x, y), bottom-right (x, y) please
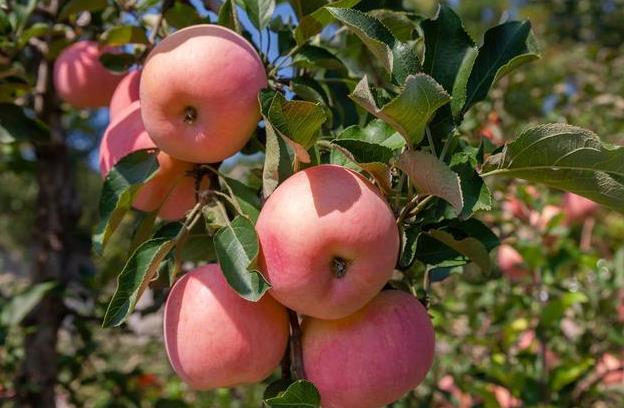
top-left (14, 9), bottom-right (85, 405)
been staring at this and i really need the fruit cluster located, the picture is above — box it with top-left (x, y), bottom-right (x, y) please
top-left (54, 24), bottom-right (435, 408)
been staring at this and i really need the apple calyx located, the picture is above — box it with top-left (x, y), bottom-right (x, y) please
top-left (183, 106), bottom-right (198, 124)
top-left (331, 256), bottom-right (350, 279)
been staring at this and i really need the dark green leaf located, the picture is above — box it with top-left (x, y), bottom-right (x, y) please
top-left (99, 53), bottom-right (137, 73)
top-left (103, 238), bottom-right (175, 327)
top-left (450, 152), bottom-right (492, 218)
top-left (214, 216), bottom-right (270, 301)
top-left (218, 0), bottom-right (241, 32)
top-left (264, 380), bottom-right (321, 408)
top-left (294, 0), bottom-right (361, 45)
top-left (0, 103), bottom-right (49, 143)
top-left (93, 150), bottom-right (159, 254)
top-left (369, 9), bottom-right (418, 42)
top-left (463, 20), bottom-right (539, 114)
top-left (164, 3), bottom-right (203, 28)
top-left (292, 45), bottom-right (346, 71)
top-left (59, 0), bottom-right (107, 20)
top-left (262, 122), bottom-right (294, 199)
top-left (332, 139), bottom-right (393, 164)
top-left (421, 5), bottom-right (478, 120)
top-left (482, 124), bottom-right (624, 213)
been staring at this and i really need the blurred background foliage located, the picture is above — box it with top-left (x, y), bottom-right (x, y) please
top-left (0, 0), bottom-right (623, 407)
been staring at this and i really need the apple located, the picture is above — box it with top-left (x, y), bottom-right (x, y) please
top-left (99, 101), bottom-right (206, 220)
top-left (109, 69), bottom-right (141, 121)
top-left (302, 290), bottom-right (435, 408)
top-left (529, 204), bottom-right (562, 231)
top-left (53, 41), bottom-right (124, 108)
top-left (497, 244), bottom-right (529, 281)
top-left (140, 24), bottom-right (267, 163)
top-left (163, 264), bottom-right (289, 389)
top-left (562, 192), bottom-right (599, 224)
top-left (256, 164), bottom-right (400, 320)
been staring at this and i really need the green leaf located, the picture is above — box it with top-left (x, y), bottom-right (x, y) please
top-left (369, 9), bottom-right (419, 42)
top-left (164, 2), bottom-right (203, 28)
top-left (463, 20), bottom-right (540, 114)
top-left (407, 219), bottom-right (498, 270)
top-left (0, 103), bottom-right (49, 143)
top-left (218, 0), bottom-right (241, 33)
top-left (292, 45), bottom-right (346, 72)
top-left (350, 74), bottom-right (450, 145)
top-left (214, 216), bottom-right (270, 301)
top-left (550, 358), bottom-right (594, 392)
top-left (337, 119), bottom-right (405, 150)
top-left (1, 282), bottom-right (57, 326)
top-left (540, 291), bottom-right (588, 328)
top-left (264, 380), bottom-right (321, 408)
top-left (288, 0), bottom-right (327, 19)
top-left (262, 122), bottom-right (293, 198)
top-left (397, 150), bottom-right (463, 213)
top-left (327, 7), bottom-right (394, 73)
top-left (327, 7), bottom-right (419, 84)
top-left (99, 53), bottom-right (137, 73)
top-left (450, 152), bottom-right (492, 218)
top-left (101, 26), bottom-right (148, 46)
top-left (18, 22), bottom-right (51, 48)
top-left (267, 92), bottom-right (327, 151)
top-left (238, 0), bottom-right (276, 30)
top-left (93, 150), bottom-right (160, 254)
top-left (482, 124), bottom-right (624, 213)
top-left (220, 176), bottom-right (261, 223)
top-left (59, 0), bottom-right (107, 20)
top-left (420, 5), bottom-right (478, 119)
top-left (332, 139), bottom-right (393, 164)
top-left (294, 0), bottom-right (361, 45)
top-left (103, 238), bottom-right (175, 327)
top-left (427, 230), bottom-right (491, 273)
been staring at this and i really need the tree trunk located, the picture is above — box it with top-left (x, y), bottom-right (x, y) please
top-left (14, 30), bottom-right (84, 407)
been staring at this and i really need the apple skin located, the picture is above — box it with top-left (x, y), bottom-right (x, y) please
top-left (497, 244), bottom-right (529, 281)
top-left (99, 101), bottom-right (205, 220)
top-left (302, 290), bottom-right (435, 408)
top-left (256, 164), bottom-right (400, 320)
top-left (163, 264), bottom-right (289, 389)
top-left (140, 24), bottom-right (267, 163)
top-left (53, 41), bottom-right (124, 108)
top-left (109, 69), bottom-right (141, 121)
top-left (562, 192), bottom-right (599, 224)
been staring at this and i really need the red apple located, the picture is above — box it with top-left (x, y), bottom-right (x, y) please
top-left (497, 244), bottom-right (529, 281)
top-left (256, 164), bottom-right (400, 320)
top-left (164, 264), bottom-right (289, 389)
top-left (109, 69), bottom-right (141, 121)
top-left (99, 101), bottom-right (205, 220)
top-left (140, 24), bottom-right (267, 163)
top-left (53, 40), bottom-right (124, 108)
top-left (302, 290), bottom-right (435, 408)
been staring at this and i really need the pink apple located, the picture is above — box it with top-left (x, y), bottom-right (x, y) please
top-left (256, 164), bottom-right (400, 320)
top-left (163, 264), bottom-right (289, 389)
top-left (302, 290), bottom-right (435, 408)
top-left (140, 24), bottom-right (267, 163)
top-left (109, 69), bottom-right (141, 121)
top-left (497, 244), bottom-right (529, 281)
top-left (563, 192), bottom-right (599, 224)
top-left (53, 40), bottom-right (124, 108)
top-left (99, 101), bottom-right (205, 220)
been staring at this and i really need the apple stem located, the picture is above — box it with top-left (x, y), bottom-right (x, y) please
top-left (287, 308), bottom-right (306, 379)
top-left (331, 257), bottom-right (349, 279)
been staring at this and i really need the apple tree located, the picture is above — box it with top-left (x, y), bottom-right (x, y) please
top-left (1, 0), bottom-right (623, 406)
